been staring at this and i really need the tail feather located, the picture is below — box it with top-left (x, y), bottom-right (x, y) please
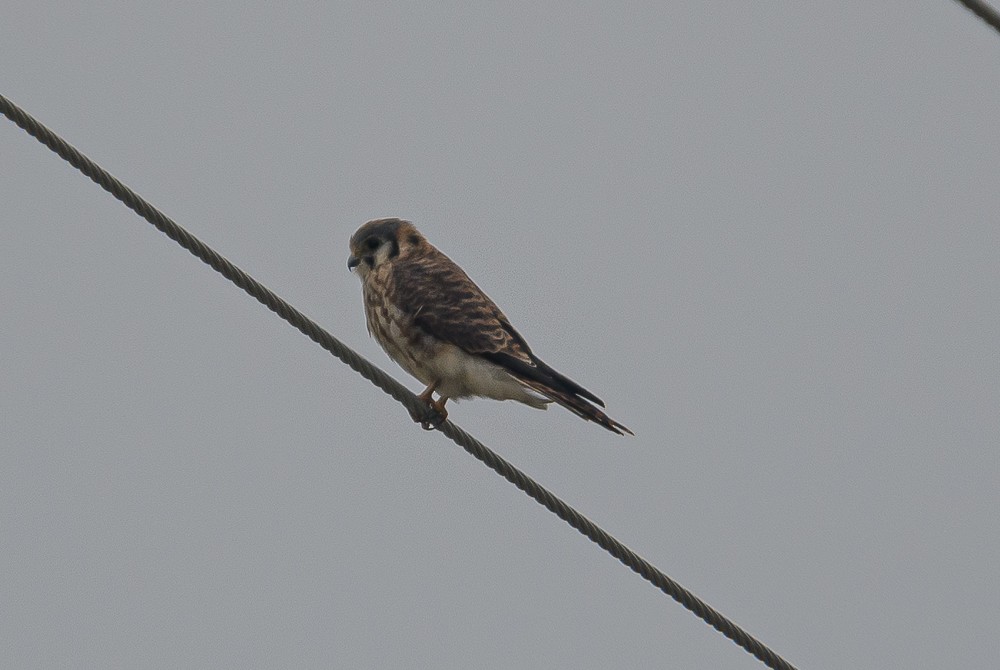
top-left (483, 350), bottom-right (632, 435)
top-left (516, 376), bottom-right (633, 437)
top-left (533, 359), bottom-right (606, 408)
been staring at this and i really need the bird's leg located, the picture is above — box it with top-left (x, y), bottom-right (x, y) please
top-left (421, 397), bottom-right (448, 430)
top-left (416, 381), bottom-right (437, 404)
top-left (413, 381), bottom-right (448, 430)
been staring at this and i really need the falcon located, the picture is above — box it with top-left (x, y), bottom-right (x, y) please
top-left (347, 218), bottom-right (632, 436)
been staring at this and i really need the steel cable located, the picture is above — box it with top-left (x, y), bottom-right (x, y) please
top-left (2, 93), bottom-right (798, 670)
top-left (954, 0), bottom-right (1000, 33)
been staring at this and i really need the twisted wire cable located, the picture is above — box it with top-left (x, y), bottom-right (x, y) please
top-left (2, 93), bottom-right (798, 670)
top-left (954, 0), bottom-right (1000, 33)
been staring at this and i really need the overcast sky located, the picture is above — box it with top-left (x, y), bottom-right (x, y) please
top-left (2, 3), bottom-right (999, 668)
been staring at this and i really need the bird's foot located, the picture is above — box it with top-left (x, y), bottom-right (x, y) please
top-left (410, 394), bottom-right (448, 430)
top-left (417, 397), bottom-right (448, 430)
top-left (411, 383), bottom-right (448, 430)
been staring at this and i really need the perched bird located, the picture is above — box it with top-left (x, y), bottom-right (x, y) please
top-left (348, 218), bottom-right (632, 435)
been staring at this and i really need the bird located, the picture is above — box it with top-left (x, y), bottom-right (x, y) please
top-left (347, 218), bottom-right (632, 436)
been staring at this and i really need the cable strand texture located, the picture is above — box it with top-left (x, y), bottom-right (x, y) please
top-left (954, 0), bottom-right (1000, 32)
top-left (2, 93), bottom-right (797, 670)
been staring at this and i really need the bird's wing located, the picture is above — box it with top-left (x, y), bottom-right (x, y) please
top-left (392, 247), bottom-right (535, 363)
top-left (391, 247), bottom-right (632, 436)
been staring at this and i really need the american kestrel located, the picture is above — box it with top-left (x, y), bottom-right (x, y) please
top-left (348, 218), bottom-right (632, 436)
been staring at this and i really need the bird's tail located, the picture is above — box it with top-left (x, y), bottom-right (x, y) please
top-left (517, 376), bottom-right (633, 436)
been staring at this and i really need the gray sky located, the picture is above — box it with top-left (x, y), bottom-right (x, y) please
top-left (2, 3), bottom-right (998, 668)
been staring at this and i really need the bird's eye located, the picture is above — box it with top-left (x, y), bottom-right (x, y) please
top-left (366, 238), bottom-right (381, 251)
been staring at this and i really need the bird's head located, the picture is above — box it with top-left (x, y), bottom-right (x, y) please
top-left (347, 218), bottom-right (424, 278)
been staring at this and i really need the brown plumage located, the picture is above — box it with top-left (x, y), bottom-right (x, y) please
top-left (348, 218), bottom-right (632, 436)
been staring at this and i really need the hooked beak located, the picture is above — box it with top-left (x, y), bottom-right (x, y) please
top-left (347, 255), bottom-right (360, 271)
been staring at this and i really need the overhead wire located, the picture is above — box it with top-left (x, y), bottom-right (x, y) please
top-left (2, 93), bottom-right (798, 668)
top-left (953, 0), bottom-right (1000, 34)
